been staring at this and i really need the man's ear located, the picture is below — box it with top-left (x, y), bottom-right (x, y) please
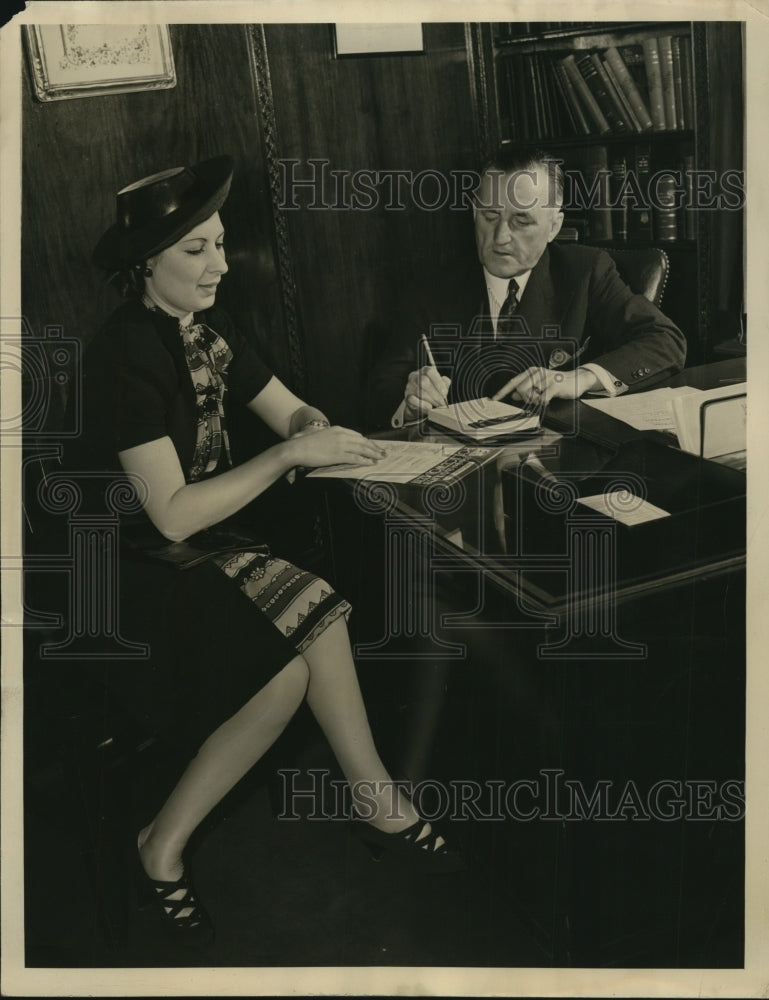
top-left (548, 210), bottom-right (564, 243)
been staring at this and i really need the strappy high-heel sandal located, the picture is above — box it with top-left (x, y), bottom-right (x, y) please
top-left (352, 815), bottom-right (467, 873)
top-left (135, 849), bottom-right (215, 949)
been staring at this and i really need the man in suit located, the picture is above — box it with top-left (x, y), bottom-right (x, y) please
top-left (365, 145), bottom-right (686, 430)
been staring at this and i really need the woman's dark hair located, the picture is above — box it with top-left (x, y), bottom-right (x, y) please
top-left (109, 263), bottom-right (147, 299)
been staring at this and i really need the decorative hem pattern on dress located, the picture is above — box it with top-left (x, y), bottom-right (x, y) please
top-left (211, 550), bottom-right (352, 654)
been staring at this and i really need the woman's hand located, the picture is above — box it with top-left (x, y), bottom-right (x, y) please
top-left (286, 426), bottom-right (387, 468)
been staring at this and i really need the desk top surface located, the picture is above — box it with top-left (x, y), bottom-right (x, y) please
top-left (366, 359), bottom-right (746, 612)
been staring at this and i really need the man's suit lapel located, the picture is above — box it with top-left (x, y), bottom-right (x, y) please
top-left (519, 245), bottom-right (559, 339)
top-left (465, 269), bottom-right (492, 338)
top-left (519, 245), bottom-right (581, 369)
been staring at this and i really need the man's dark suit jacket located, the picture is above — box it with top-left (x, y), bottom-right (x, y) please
top-left (364, 242), bottom-right (687, 430)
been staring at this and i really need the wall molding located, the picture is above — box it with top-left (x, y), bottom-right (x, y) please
top-left (245, 24), bottom-right (307, 394)
top-left (465, 22), bottom-right (497, 163)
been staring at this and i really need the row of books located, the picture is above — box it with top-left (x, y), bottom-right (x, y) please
top-left (558, 146), bottom-right (696, 243)
top-left (501, 36), bottom-right (694, 139)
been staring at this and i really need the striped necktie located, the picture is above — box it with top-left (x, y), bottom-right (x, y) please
top-left (496, 278), bottom-right (520, 337)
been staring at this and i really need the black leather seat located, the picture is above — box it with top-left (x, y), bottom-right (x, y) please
top-left (601, 246), bottom-right (670, 308)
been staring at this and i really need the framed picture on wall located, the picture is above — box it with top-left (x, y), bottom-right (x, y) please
top-left (333, 23), bottom-right (424, 56)
top-left (24, 24), bottom-right (176, 102)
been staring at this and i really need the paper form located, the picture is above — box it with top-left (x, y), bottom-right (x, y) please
top-left (582, 386), bottom-right (700, 432)
top-left (305, 440), bottom-right (499, 484)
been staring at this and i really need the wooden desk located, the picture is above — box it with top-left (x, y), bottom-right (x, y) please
top-left (320, 360), bottom-right (745, 967)
top-left (545, 356), bottom-right (746, 447)
top-left (357, 359), bottom-right (745, 619)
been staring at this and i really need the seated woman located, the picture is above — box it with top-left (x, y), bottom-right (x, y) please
top-left (72, 155), bottom-right (461, 948)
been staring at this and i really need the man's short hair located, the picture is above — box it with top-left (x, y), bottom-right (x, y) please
top-left (479, 143), bottom-right (565, 207)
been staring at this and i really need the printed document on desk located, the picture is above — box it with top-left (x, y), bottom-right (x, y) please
top-left (305, 440), bottom-right (500, 484)
top-left (582, 386), bottom-right (701, 432)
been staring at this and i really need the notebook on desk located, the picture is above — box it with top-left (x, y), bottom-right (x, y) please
top-left (427, 397), bottom-right (540, 440)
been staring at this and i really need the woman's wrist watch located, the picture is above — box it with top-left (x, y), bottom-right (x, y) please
top-left (300, 418), bottom-right (330, 431)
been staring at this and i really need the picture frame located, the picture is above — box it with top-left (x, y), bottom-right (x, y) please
top-left (333, 23), bottom-right (424, 57)
top-left (23, 24), bottom-right (176, 102)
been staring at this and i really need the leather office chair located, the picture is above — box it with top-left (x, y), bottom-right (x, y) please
top-left (600, 246), bottom-right (670, 308)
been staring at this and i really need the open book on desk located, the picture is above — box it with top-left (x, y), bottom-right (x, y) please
top-left (427, 397), bottom-right (540, 440)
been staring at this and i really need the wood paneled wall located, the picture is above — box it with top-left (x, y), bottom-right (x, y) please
top-left (22, 23), bottom-right (481, 431)
top-left (22, 24), bottom-right (288, 433)
top-left (262, 23), bottom-right (480, 425)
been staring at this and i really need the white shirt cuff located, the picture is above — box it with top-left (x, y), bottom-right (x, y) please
top-left (581, 363), bottom-right (628, 397)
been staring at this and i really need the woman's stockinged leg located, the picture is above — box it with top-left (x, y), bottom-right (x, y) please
top-left (302, 617), bottom-right (444, 846)
top-left (139, 656), bottom-right (309, 883)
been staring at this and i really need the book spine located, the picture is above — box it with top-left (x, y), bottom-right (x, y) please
top-left (561, 54), bottom-right (611, 135)
top-left (504, 59), bottom-right (517, 141)
top-left (536, 54), bottom-right (555, 136)
top-left (577, 52), bottom-right (629, 133)
top-left (511, 57), bottom-right (530, 141)
top-left (581, 146), bottom-right (613, 241)
top-left (619, 45), bottom-right (651, 108)
top-left (563, 215), bottom-right (589, 241)
top-left (602, 55), bottom-right (642, 132)
top-left (604, 45), bottom-right (654, 130)
top-left (671, 36), bottom-right (685, 129)
top-left (654, 172), bottom-right (679, 241)
top-left (642, 38), bottom-right (667, 131)
top-left (679, 40), bottom-right (695, 131)
top-left (542, 57), bottom-right (563, 135)
top-left (526, 55), bottom-right (542, 138)
top-left (629, 144), bottom-right (653, 239)
top-left (657, 35), bottom-right (678, 130)
top-left (550, 57), bottom-right (577, 134)
top-left (609, 152), bottom-right (629, 241)
top-left (554, 60), bottom-right (591, 134)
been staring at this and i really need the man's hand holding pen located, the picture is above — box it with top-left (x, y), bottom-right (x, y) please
top-left (403, 365), bottom-right (452, 421)
top-left (402, 334), bottom-right (452, 423)
top-left (403, 334), bottom-right (602, 420)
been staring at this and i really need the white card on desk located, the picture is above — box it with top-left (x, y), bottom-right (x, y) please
top-left (578, 492), bottom-right (671, 526)
top-left (427, 397), bottom-right (540, 439)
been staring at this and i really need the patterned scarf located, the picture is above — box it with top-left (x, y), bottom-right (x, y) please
top-left (143, 296), bottom-right (233, 481)
top-left (181, 321), bottom-right (233, 480)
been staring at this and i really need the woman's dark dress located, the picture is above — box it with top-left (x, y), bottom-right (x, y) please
top-left (64, 297), bottom-right (349, 752)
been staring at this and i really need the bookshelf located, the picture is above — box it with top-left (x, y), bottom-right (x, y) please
top-left (467, 21), bottom-right (745, 363)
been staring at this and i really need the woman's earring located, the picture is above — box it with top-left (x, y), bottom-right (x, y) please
top-left (142, 265), bottom-right (153, 277)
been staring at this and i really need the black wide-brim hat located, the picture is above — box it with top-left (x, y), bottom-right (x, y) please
top-left (93, 155), bottom-right (234, 273)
